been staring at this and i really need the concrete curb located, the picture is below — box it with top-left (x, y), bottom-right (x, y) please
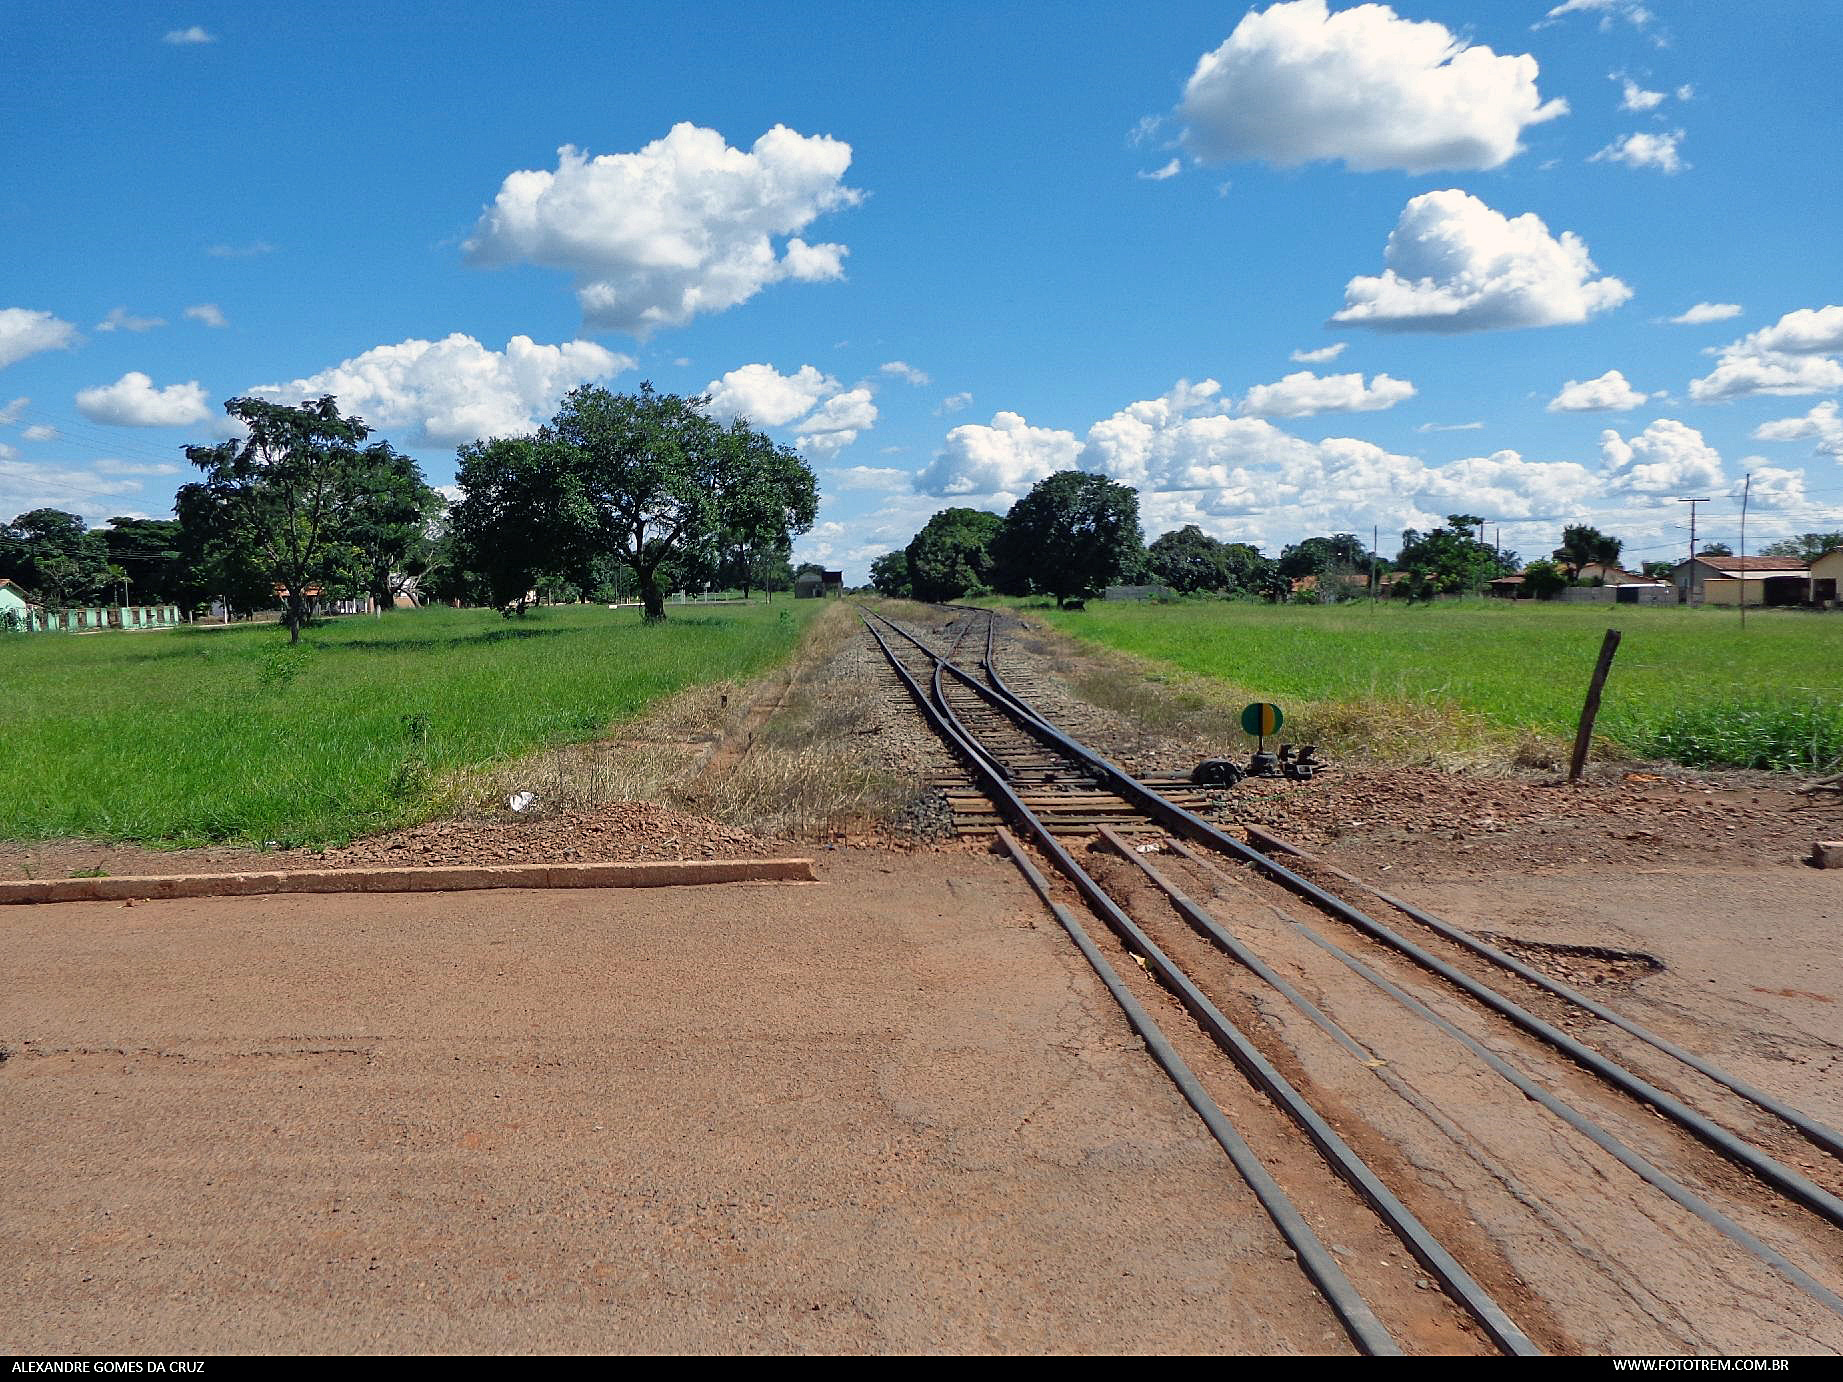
top-left (0, 857), bottom-right (819, 906)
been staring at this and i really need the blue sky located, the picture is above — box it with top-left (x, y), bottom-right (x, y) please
top-left (4, 1), bottom-right (1841, 581)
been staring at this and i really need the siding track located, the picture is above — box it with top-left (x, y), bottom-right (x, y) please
top-left (862, 601), bottom-right (1843, 1355)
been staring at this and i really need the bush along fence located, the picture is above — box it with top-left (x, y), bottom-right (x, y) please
top-left (2, 604), bottom-right (184, 634)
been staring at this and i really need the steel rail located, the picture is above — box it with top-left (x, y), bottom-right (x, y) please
top-left (864, 610), bottom-right (1536, 1355)
top-left (860, 613), bottom-right (1399, 1354)
top-left (915, 614), bottom-right (1843, 1235)
top-left (1234, 825), bottom-right (1843, 1165)
top-left (1156, 834), bottom-right (1843, 1322)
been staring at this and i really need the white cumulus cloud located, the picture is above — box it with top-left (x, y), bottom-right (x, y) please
top-left (1332, 189), bottom-right (1631, 333)
top-left (1616, 77), bottom-right (1665, 111)
top-left (916, 411), bottom-right (1083, 497)
top-left (1177, 0), bottom-right (1566, 174)
top-left (1601, 419), bottom-right (1723, 494)
top-left (1548, 368), bottom-right (1649, 412)
top-left (75, 372), bottom-right (212, 427)
top-left (463, 124), bottom-right (862, 337)
top-left (879, 360), bottom-right (931, 386)
top-left (96, 307), bottom-right (166, 333)
top-left (1240, 370), bottom-right (1415, 417)
top-left (1753, 401), bottom-right (1843, 458)
top-left (1290, 342), bottom-right (1347, 364)
top-left (0, 309), bottom-right (79, 369)
top-left (704, 362), bottom-right (877, 456)
top-left (1137, 158), bottom-right (1182, 181)
top-left (163, 26), bottom-right (214, 44)
top-left (1590, 129), bottom-right (1685, 173)
top-left (1738, 465), bottom-right (1808, 510)
top-left (254, 333), bottom-right (630, 446)
top-left (1670, 302), bottom-right (1742, 325)
top-left (1689, 308), bottom-right (1843, 402)
top-left (706, 363), bottom-right (837, 427)
top-left (184, 304), bottom-right (228, 328)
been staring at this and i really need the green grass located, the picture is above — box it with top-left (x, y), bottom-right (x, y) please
top-left (0, 602), bottom-right (819, 846)
top-left (1018, 597), bottom-right (1843, 773)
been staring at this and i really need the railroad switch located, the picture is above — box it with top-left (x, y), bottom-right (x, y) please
top-left (1280, 744), bottom-right (1322, 781)
top-left (1190, 757), bottom-right (1246, 787)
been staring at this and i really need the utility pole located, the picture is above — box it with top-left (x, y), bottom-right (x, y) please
top-left (1371, 523), bottom-right (1378, 606)
top-left (1739, 472), bottom-right (1752, 629)
top-left (1677, 496), bottom-right (1710, 603)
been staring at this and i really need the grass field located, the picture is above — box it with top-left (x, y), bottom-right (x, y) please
top-left (0, 602), bottom-right (819, 846)
top-left (1024, 598), bottom-right (1843, 773)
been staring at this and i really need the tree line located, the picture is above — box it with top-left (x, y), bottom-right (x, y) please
top-left (869, 490), bottom-right (1843, 607)
top-left (2, 384), bottom-right (818, 641)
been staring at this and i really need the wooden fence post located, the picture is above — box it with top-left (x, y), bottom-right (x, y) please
top-left (1569, 628), bottom-right (1623, 783)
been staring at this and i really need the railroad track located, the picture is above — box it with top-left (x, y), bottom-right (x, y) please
top-left (862, 601), bottom-right (1843, 1356)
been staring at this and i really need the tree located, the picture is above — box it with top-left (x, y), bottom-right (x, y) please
top-left (1700, 542), bottom-right (1733, 557)
top-left (992, 471), bottom-right (1144, 608)
top-left (448, 434), bottom-right (588, 614)
top-left (1761, 532), bottom-right (1843, 561)
top-left (1276, 532), bottom-right (1371, 581)
top-left (1147, 525), bottom-right (1234, 593)
top-left (1521, 558), bottom-right (1568, 600)
top-left (1553, 523), bottom-right (1623, 574)
top-left (549, 384), bottom-right (814, 621)
top-left (869, 550), bottom-right (912, 598)
top-left (345, 441), bottom-right (440, 611)
top-left (0, 509), bottom-right (112, 607)
top-left (172, 481), bottom-right (277, 617)
top-left (906, 508), bottom-right (1003, 601)
top-left (185, 395), bottom-right (377, 642)
top-left (1640, 559), bottom-right (1675, 581)
top-left (1395, 514), bottom-right (1516, 596)
top-left (712, 420), bottom-right (818, 600)
top-left (98, 516), bottom-right (200, 608)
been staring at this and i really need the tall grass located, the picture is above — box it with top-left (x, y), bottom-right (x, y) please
top-left (1017, 598), bottom-right (1843, 772)
top-left (0, 602), bottom-right (818, 845)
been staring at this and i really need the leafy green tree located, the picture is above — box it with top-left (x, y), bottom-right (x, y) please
top-left (869, 550), bottom-right (912, 598)
top-left (1521, 558), bottom-right (1568, 600)
top-left (1553, 523), bottom-right (1623, 573)
top-left (172, 481), bottom-right (277, 617)
top-left (98, 516), bottom-right (201, 608)
top-left (906, 507), bottom-right (1003, 601)
top-left (1395, 514), bottom-right (1516, 596)
top-left (549, 384), bottom-right (815, 621)
top-left (1146, 525), bottom-right (1235, 593)
top-left (1640, 559), bottom-right (1675, 581)
top-left (1761, 532), bottom-right (1843, 561)
top-left (0, 508), bottom-right (113, 606)
top-left (713, 421), bottom-right (818, 600)
top-left (449, 434), bottom-right (588, 614)
top-left (1276, 532), bottom-right (1371, 581)
top-left (1700, 542), bottom-right (1733, 556)
top-left (184, 396), bottom-right (382, 642)
top-left (992, 471), bottom-right (1144, 608)
top-left (346, 442), bottom-right (440, 611)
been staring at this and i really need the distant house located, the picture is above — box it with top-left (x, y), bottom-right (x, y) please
top-left (1809, 549), bottom-right (1843, 607)
top-left (1575, 561), bottom-right (1649, 586)
top-left (1671, 554), bottom-right (1809, 606)
top-left (793, 570), bottom-right (825, 599)
top-left (1, 578), bottom-right (42, 630)
top-left (822, 570), bottom-right (845, 597)
top-left (1487, 573), bottom-right (1525, 598)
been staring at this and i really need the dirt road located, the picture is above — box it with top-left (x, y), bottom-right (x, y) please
top-left (0, 851), bottom-right (1350, 1355)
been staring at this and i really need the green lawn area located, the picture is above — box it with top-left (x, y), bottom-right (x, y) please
top-left (0, 601), bottom-right (819, 846)
top-left (1023, 598), bottom-right (1843, 772)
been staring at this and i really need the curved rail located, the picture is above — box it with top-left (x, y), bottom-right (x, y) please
top-left (862, 607), bottom-right (1537, 1356)
top-left (867, 601), bottom-right (1843, 1329)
